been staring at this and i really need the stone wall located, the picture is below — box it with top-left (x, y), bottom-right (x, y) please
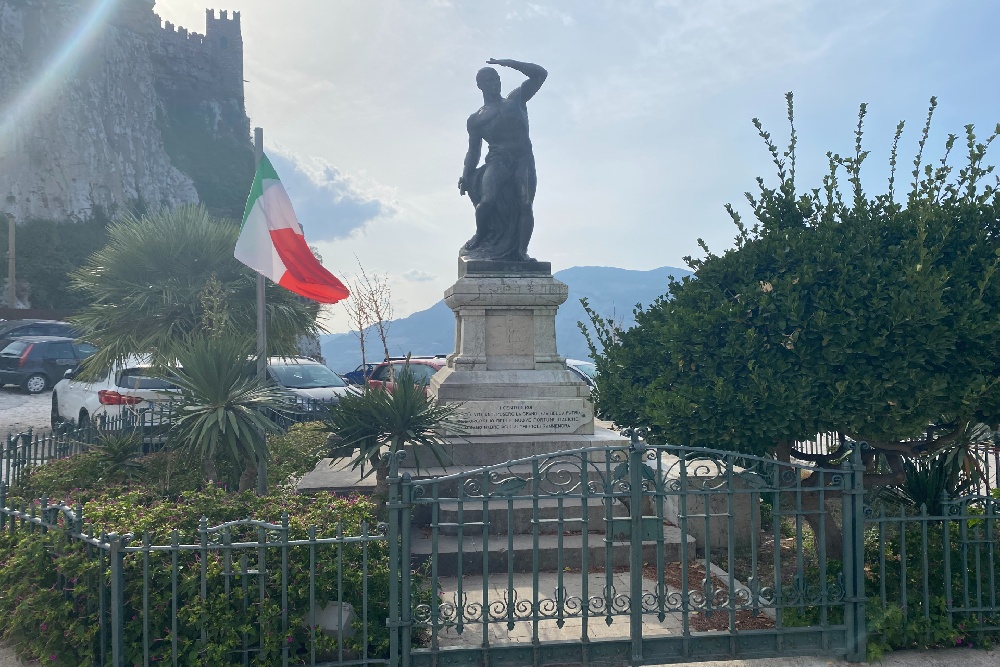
top-left (0, 0), bottom-right (250, 222)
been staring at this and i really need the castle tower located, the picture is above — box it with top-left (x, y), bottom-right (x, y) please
top-left (205, 9), bottom-right (244, 105)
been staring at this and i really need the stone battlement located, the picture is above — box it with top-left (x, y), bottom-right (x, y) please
top-left (153, 6), bottom-right (244, 103)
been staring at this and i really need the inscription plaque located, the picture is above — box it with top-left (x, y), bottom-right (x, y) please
top-left (454, 399), bottom-right (592, 435)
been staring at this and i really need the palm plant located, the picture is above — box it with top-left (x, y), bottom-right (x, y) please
top-left (322, 368), bottom-right (464, 497)
top-left (880, 424), bottom-right (989, 515)
top-left (70, 205), bottom-right (320, 376)
top-left (165, 336), bottom-right (296, 490)
top-left (88, 428), bottom-right (147, 482)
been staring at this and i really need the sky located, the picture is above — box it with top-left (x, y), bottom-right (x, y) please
top-left (155, 0), bottom-right (1000, 335)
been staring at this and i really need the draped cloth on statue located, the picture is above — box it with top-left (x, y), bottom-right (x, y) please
top-left (460, 144), bottom-right (536, 261)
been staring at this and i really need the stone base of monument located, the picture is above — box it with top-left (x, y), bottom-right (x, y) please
top-left (422, 260), bottom-right (601, 469)
top-left (400, 259), bottom-right (697, 575)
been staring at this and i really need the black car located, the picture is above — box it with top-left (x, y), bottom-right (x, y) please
top-left (0, 336), bottom-right (97, 394)
top-left (0, 319), bottom-right (79, 351)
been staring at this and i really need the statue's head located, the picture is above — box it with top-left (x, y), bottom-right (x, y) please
top-left (476, 67), bottom-right (502, 97)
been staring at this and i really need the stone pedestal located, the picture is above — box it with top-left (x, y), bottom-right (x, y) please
top-left (423, 259), bottom-right (600, 467)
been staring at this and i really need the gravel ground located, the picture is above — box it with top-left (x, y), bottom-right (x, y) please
top-left (0, 386), bottom-right (52, 435)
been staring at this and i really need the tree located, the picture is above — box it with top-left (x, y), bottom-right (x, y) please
top-left (584, 95), bottom-right (1000, 552)
top-left (341, 259), bottom-right (394, 381)
top-left (70, 205), bottom-right (320, 374)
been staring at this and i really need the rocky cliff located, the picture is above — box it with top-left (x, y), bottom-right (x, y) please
top-left (0, 0), bottom-right (253, 222)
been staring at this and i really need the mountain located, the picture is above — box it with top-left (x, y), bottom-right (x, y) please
top-left (321, 265), bottom-right (691, 373)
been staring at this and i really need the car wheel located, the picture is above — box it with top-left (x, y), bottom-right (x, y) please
top-left (51, 393), bottom-right (63, 429)
top-left (23, 373), bottom-right (47, 395)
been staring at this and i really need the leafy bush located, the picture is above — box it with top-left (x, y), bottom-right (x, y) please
top-left (0, 487), bottom-right (415, 666)
top-left (879, 440), bottom-right (988, 515)
top-left (267, 422), bottom-right (331, 489)
top-left (8, 447), bottom-right (202, 505)
top-left (781, 506), bottom-right (1000, 658)
top-left (8, 422), bottom-right (328, 506)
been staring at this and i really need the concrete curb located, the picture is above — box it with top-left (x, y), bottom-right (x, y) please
top-left (652, 647), bottom-right (999, 667)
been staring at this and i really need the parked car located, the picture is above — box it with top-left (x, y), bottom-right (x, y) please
top-left (51, 357), bottom-right (180, 429)
top-left (367, 356), bottom-right (447, 394)
top-left (0, 319), bottom-right (79, 351)
top-left (565, 358), bottom-right (597, 388)
top-left (342, 362), bottom-right (380, 386)
top-left (266, 357), bottom-right (360, 407)
top-left (0, 336), bottom-right (97, 394)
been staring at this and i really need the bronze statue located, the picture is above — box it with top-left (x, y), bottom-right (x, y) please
top-left (458, 59), bottom-right (547, 262)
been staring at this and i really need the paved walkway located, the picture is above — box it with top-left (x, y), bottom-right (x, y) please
top-left (0, 641), bottom-right (995, 665)
top-left (662, 650), bottom-right (1000, 666)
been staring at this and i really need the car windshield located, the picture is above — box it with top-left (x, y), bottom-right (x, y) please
top-left (270, 363), bottom-right (346, 389)
top-left (569, 362), bottom-right (597, 379)
top-left (117, 368), bottom-right (178, 391)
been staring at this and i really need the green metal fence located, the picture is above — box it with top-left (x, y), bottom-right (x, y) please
top-left (0, 483), bottom-right (391, 667)
top-left (391, 432), bottom-right (867, 666)
top-left (864, 493), bottom-right (1000, 648)
top-left (3, 431), bottom-right (1000, 666)
top-left (2, 397), bottom-right (337, 486)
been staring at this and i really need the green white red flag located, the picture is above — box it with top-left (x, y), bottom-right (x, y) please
top-left (235, 153), bottom-right (349, 304)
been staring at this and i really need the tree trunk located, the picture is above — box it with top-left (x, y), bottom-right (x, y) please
top-left (238, 458), bottom-right (258, 492)
top-left (800, 480), bottom-right (844, 559)
top-left (776, 441), bottom-right (844, 559)
top-left (203, 456), bottom-right (218, 484)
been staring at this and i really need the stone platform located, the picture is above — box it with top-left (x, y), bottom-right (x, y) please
top-left (429, 259), bottom-right (599, 466)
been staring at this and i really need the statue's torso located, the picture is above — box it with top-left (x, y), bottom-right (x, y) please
top-left (470, 94), bottom-right (532, 160)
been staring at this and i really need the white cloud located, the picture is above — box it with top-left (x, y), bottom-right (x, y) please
top-left (507, 3), bottom-right (576, 27)
top-left (402, 269), bottom-right (437, 282)
top-left (267, 151), bottom-right (395, 242)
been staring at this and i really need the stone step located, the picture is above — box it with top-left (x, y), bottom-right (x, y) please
top-left (405, 459), bottom-right (623, 499)
top-left (295, 458), bottom-right (377, 496)
top-left (425, 496), bottom-right (629, 536)
top-left (410, 524), bottom-right (695, 576)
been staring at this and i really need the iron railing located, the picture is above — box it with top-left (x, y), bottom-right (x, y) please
top-left (0, 483), bottom-right (392, 667)
top-left (2, 398), bottom-right (339, 486)
top-left (2, 434), bottom-right (999, 666)
top-left (864, 494), bottom-right (1000, 647)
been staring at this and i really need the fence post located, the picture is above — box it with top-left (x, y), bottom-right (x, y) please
top-left (386, 448), bottom-right (404, 667)
top-left (400, 471), bottom-right (414, 667)
top-left (627, 428), bottom-right (646, 665)
top-left (841, 443), bottom-right (867, 661)
top-left (108, 532), bottom-right (126, 667)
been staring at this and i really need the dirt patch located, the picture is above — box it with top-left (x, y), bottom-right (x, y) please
top-left (688, 608), bottom-right (774, 631)
top-left (0, 387), bottom-right (51, 435)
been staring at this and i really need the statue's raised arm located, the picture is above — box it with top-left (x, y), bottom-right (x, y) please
top-left (486, 58), bottom-right (547, 103)
top-left (457, 59), bottom-right (546, 263)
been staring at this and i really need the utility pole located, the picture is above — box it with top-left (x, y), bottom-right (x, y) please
top-left (5, 213), bottom-right (14, 309)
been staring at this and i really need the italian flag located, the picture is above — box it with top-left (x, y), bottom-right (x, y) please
top-left (235, 154), bottom-right (350, 304)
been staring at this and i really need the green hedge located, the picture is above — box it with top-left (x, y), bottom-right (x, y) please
top-left (0, 486), bottom-right (395, 666)
top-left (0, 423), bottom-right (423, 666)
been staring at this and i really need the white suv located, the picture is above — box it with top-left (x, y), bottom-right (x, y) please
top-left (51, 358), bottom-right (179, 430)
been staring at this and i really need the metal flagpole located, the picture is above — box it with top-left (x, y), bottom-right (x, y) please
top-left (254, 127), bottom-right (268, 496)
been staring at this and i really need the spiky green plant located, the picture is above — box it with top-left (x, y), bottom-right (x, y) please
top-left (88, 429), bottom-right (147, 481)
top-left (322, 368), bottom-right (464, 495)
top-left (881, 439), bottom-right (987, 515)
top-left (165, 336), bottom-right (295, 490)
